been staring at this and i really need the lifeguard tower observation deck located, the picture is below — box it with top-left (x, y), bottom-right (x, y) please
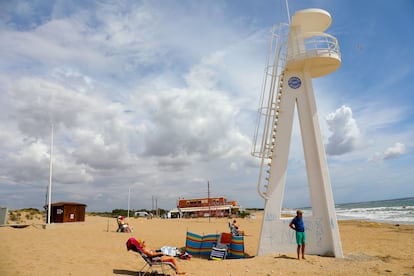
top-left (252, 8), bottom-right (343, 257)
top-left (286, 9), bottom-right (340, 77)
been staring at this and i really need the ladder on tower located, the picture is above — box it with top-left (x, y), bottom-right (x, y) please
top-left (251, 23), bottom-right (289, 199)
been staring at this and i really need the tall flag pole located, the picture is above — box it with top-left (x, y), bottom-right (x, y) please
top-left (47, 124), bottom-right (54, 224)
top-left (208, 181), bottom-right (211, 223)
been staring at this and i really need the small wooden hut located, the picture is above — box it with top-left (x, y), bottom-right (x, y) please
top-left (46, 202), bottom-right (87, 223)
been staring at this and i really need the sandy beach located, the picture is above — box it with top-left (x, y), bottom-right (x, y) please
top-left (1, 212), bottom-right (413, 275)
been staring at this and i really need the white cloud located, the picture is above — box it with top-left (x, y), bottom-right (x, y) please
top-left (325, 105), bottom-right (363, 155)
top-left (0, 1), bottom-right (260, 210)
top-left (140, 87), bottom-right (250, 159)
top-left (369, 142), bottom-right (407, 162)
top-left (383, 142), bottom-right (407, 160)
top-left (6, 140), bottom-right (50, 182)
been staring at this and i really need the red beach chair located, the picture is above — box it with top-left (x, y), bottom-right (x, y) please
top-left (126, 238), bottom-right (177, 275)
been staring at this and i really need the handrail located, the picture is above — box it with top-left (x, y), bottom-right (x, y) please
top-left (287, 32), bottom-right (340, 62)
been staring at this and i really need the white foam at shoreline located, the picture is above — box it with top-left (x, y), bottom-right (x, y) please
top-left (335, 205), bottom-right (414, 224)
top-left (282, 205), bottom-right (414, 224)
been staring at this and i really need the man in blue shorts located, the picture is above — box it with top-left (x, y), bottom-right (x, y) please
top-left (289, 210), bottom-right (306, 260)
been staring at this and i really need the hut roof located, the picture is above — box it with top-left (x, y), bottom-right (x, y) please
top-left (45, 202), bottom-right (87, 207)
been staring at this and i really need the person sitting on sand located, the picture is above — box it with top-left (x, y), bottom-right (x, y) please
top-left (139, 240), bottom-right (186, 275)
top-left (232, 219), bottom-right (245, 236)
top-left (118, 216), bottom-right (133, 233)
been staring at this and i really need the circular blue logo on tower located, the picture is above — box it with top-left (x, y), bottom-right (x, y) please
top-left (288, 76), bottom-right (301, 89)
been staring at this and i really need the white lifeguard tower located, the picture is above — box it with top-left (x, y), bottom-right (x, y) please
top-left (251, 8), bottom-right (343, 257)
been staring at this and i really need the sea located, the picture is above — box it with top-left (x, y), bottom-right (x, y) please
top-left (283, 197), bottom-right (414, 225)
top-left (334, 197), bottom-right (414, 225)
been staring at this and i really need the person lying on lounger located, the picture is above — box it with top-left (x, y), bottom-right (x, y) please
top-left (139, 240), bottom-right (186, 275)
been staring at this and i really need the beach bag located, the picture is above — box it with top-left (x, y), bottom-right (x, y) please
top-left (179, 252), bottom-right (192, 260)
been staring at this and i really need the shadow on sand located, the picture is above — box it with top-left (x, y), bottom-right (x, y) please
top-left (113, 269), bottom-right (171, 276)
top-left (274, 254), bottom-right (297, 260)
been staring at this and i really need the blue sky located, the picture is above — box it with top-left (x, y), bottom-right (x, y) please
top-left (0, 0), bottom-right (413, 212)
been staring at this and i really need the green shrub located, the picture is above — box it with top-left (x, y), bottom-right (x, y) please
top-left (238, 210), bottom-right (251, 218)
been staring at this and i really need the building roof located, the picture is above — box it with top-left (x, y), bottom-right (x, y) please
top-left (46, 202), bottom-right (87, 207)
top-left (170, 204), bottom-right (238, 213)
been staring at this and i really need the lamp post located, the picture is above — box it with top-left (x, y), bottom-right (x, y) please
top-left (127, 185), bottom-right (131, 222)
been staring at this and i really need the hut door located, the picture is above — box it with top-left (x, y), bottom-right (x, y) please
top-left (53, 207), bottom-right (64, 223)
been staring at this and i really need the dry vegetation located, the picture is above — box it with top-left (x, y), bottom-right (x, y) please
top-left (7, 209), bottom-right (45, 225)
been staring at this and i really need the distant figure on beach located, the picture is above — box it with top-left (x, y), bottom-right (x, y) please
top-left (117, 216), bottom-right (133, 233)
top-left (232, 219), bottom-right (245, 236)
top-left (139, 240), bottom-right (186, 274)
top-left (289, 210), bottom-right (306, 260)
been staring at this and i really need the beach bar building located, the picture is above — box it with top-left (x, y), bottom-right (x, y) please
top-left (45, 202), bottom-right (87, 223)
top-left (170, 197), bottom-right (240, 218)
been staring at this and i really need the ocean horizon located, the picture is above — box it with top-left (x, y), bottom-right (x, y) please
top-left (334, 196), bottom-right (414, 225)
top-left (282, 197), bottom-right (414, 225)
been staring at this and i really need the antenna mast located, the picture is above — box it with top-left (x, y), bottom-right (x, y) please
top-left (285, 0), bottom-right (291, 24)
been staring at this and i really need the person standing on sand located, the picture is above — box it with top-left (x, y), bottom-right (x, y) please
top-left (289, 210), bottom-right (306, 260)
